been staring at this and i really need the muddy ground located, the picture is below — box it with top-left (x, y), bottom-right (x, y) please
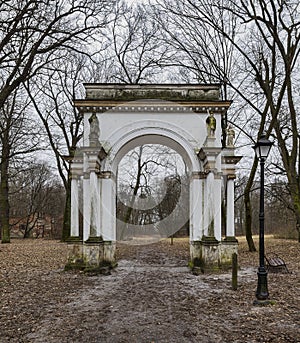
top-left (0, 237), bottom-right (299, 343)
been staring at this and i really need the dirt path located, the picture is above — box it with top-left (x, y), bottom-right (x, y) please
top-left (0, 238), bottom-right (299, 342)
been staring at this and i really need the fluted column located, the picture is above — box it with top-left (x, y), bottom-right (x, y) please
top-left (226, 176), bottom-right (235, 237)
top-left (190, 173), bottom-right (205, 241)
top-left (89, 170), bottom-right (100, 238)
top-left (100, 172), bottom-right (116, 241)
top-left (83, 173), bottom-right (90, 242)
top-left (70, 176), bottom-right (79, 237)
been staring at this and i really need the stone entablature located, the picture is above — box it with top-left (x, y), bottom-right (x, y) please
top-left (84, 83), bottom-right (221, 101)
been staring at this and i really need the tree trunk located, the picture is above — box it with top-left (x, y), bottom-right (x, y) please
top-left (244, 195), bottom-right (256, 252)
top-left (61, 176), bottom-right (71, 242)
top-left (290, 185), bottom-right (300, 243)
top-left (0, 135), bottom-right (10, 243)
top-left (243, 159), bottom-right (258, 252)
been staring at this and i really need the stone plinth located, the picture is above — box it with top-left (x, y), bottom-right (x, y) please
top-left (83, 240), bottom-right (116, 268)
top-left (190, 237), bottom-right (238, 273)
top-left (65, 240), bottom-right (116, 271)
top-left (190, 238), bottom-right (220, 273)
top-left (219, 237), bottom-right (238, 267)
top-left (65, 238), bottom-right (84, 270)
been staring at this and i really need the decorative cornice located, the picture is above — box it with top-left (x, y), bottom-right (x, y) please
top-left (74, 100), bottom-right (232, 115)
top-left (222, 155), bottom-right (242, 165)
top-left (81, 146), bottom-right (108, 161)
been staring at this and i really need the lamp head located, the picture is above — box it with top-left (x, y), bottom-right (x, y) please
top-left (253, 134), bottom-right (273, 160)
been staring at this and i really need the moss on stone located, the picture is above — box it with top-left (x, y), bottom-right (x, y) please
top-left (64, 259), bottom-right (85, 271)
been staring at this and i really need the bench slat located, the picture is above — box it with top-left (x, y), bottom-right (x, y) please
top-left (264, 253), bottom-right (289, 273)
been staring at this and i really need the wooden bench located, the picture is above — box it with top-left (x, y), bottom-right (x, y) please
top-left (264, 252), bottom-right (289, 273)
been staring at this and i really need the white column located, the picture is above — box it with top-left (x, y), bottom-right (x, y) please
top-left (89, 171), bottom-right (99, 237)
top-left (70, 177), bottom-right (79, 237)
top-left (226, 177), bottom-right (235, 237)
top-left (205, 172), bottom-right (214, 237)
top-left (190, 176), bottom-right (204, 241)
top-left (213, 175), bottom-right (222, 241)
top-left (100, 174), bottom-right (116, 241)
top-left (83, 174), bottom-right (90, 242)
top-left (97, 175), bottom-right (101, 237)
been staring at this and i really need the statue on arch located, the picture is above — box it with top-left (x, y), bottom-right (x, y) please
top-left (89, 112), bottom-right (100, 147)
top-left (206, 110), bottom-right (216, 137)
top-left (226, 125), bottom-right (235, 147)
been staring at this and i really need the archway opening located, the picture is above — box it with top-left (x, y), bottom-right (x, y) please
top-left (116, 143), bottom-right (190, 245)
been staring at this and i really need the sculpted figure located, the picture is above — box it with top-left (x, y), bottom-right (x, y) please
top-left (227, 125), bottom-right (235, 147)
top-left (89, 112), bottom-right (100, 146)
top-left (206, 110), bottom-right (216, 137)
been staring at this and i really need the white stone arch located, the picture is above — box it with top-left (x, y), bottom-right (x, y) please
top-left (102, 121), bottom-right (203, 174)
top-left (101, 130), bottom-right (202, 245)
top-left (67, 84), bottom-right (241, 272)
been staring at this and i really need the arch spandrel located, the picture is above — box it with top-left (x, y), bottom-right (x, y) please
top-left (101, 123), bottom-right (203, 174)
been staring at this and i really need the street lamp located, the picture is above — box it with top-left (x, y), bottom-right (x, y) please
top-left (253, 134), bottom-right (273, 304)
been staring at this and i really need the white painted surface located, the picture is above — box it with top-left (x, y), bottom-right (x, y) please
top-left (83, 176), bottom-right (90, 242)
top-left (70, 178), bottom-right (79, 237)
top-left (205, 172), bottom-right (214, 237)
top-left (89, 171), bottom-right (99, 237)
top-left (190, 178), bottom-right (203, 241)
top-left (101, 177), bottom-right (116, 241)
top-left (213, 177), bottom-right (222, 241)
top-left (226, 178), bottom-right (235, 237)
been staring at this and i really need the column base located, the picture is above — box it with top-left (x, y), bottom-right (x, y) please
top-left (219, 237), bottom-right (238, 268)
top-left (65, 240), bottom-right (116, 273)
top-left (65, 238), bottom-right (84, 270)
top-left (190, 238), bottom-right (220, 273)
top-left (190, 237), bottom-right (238, 273)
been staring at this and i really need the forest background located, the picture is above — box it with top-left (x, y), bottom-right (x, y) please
top-left (0, 0), bottom-right (299, 250)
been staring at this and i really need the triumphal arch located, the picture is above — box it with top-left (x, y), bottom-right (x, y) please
top-left (66, 84), bottom-right (241, 272)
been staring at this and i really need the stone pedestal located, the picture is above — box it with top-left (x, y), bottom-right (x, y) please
top-left (65, 238), bottom-right (84, 270)
top-left (190, 238), bottom-right (220, 273)
top-left (190, 237), bottom-right (238, 273)
top-left (83, 240), bottom-right (116, 268)
top-left (65, 240), bottom-right (116, 271)
top-left (219, 237), bottom-right (238, 267)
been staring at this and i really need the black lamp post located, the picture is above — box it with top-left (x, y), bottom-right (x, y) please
top-left (253, 134), bottom-right (273, 304)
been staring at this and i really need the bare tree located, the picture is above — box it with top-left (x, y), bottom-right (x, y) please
top-left (9, 162), bottom-right (62, 238)
top-left (222, 1), bottom-right (300, 242)
top-left (0, 90), bottom-right (41, 243)
top-left (154, 0), bottom-right (300, 247)
top-left (0, 0), bottom-right (112, 109)
top-left (117, 144), bottom-right (186, 239)
top-left (95, 0), bottom-right (173, 84)
top-left (0, 0), bottom-right (114, 242)
top-left (25, 54), bottom-right (89, 241)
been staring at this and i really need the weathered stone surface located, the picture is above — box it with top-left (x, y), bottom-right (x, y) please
top-left (84, 84), bottom-right (220, 101)
top-left (66, 242), bottom-right (83, 265)
top-left (190, 239), bottom-right (238, 272)
top-left (219, 239), bottom-right (238, 267)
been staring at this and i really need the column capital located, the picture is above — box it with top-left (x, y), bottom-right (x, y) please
top-left (198, 147), bottom-right (222, 172)
top-left (70, 174), bottom-right (81, 180)
top-left (191, 171), bottom-right (208, 179)
top-left (98, 171), bottom-right (115, 179)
